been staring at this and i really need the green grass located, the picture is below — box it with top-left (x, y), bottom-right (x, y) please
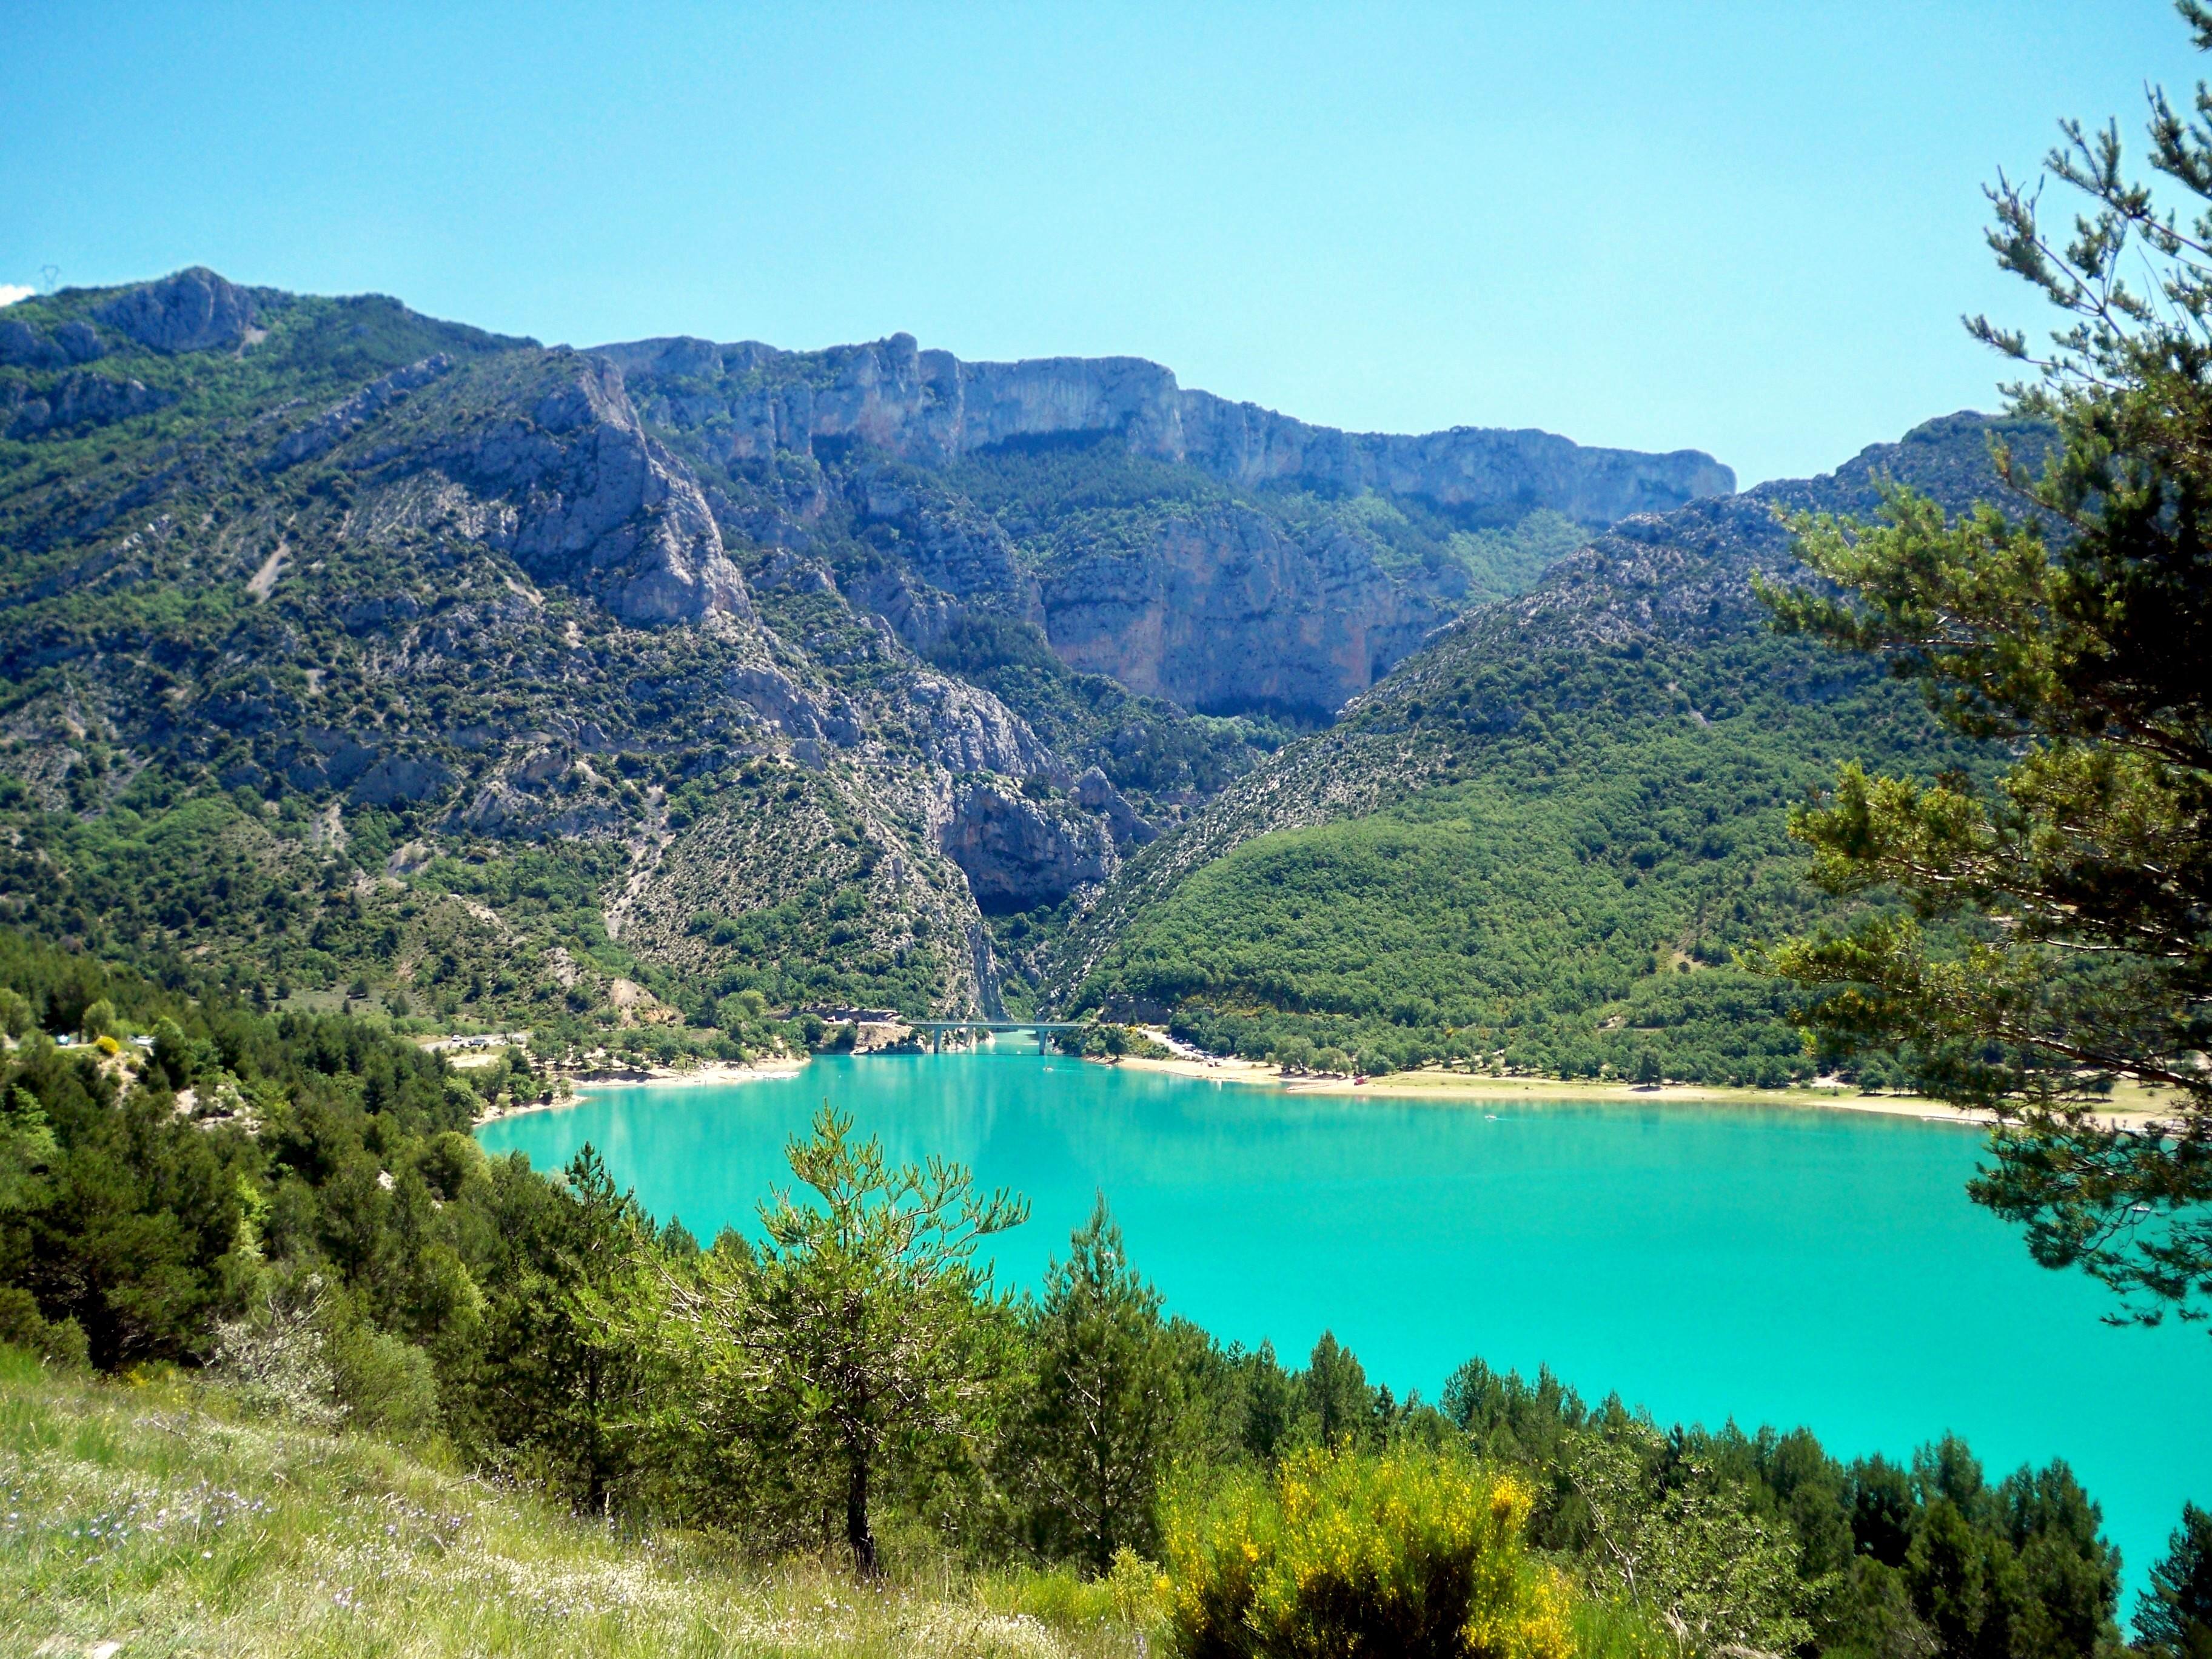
top-left (0, 1347), bottom-right (1155, 1657)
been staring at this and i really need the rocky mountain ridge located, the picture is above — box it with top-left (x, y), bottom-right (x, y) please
top-left (603, 331), bottom-right (1735, 720)
top-left (595, 330), bottom-right (1734, 524)
top-left (0, 267), bottom-right (1740, 1028)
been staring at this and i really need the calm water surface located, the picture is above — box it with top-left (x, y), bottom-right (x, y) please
top-left (480, 1047), bottom-right (2211, 1597)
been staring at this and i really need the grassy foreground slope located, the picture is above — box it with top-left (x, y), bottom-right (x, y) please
top-left (0, 1347), bottom-right (1151, 1658)
top-left (1054, 415), bottom-right (2043, 1081)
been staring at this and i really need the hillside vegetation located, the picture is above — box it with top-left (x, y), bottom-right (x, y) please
top-left (0, 1347), bottom-right (1154, 1658)
top-left (1054, 415), bottom-right (2039, 1084)
top-left (1067, 632), bottom-right (1974, 1084)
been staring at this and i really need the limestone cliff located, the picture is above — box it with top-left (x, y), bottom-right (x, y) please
top-left (602, 332), bottom-right (1735, 723)
top-left (597, 332), bottom-right (1734, 524)
top-left (1037, 501), bottom-right (1442, 714)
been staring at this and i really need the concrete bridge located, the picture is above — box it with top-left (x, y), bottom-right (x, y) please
top-left (908, 1019), bottom-right (1085, 1054)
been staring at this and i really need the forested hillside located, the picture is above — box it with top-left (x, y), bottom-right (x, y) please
top-left (1053, 415), bottom-right (2047, 1082)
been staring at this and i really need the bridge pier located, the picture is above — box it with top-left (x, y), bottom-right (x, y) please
top-left (910, 1019), bottom-right (1084, 1056)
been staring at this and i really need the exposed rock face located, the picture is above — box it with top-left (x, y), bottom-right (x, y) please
top-left (940, 782), bottom-right (1115, 912)
top-left (96, 267), bottom-right (259, 354)
top-left (726, 662), bottom-right (862, 748)
top-left (905, 672), bottom-right (1064, 779)
top-left (839, 561), bottom-right (965, 654)
top-left (264, 354), bottom-right (452, 472)
top-left (422, 357), bottom-right (752, 626)
top-left (598, 332), bottom-right (1734, 526)
top-left (1074, 766), bottom-right (1153, 846)
top-left (5, 372), bottom-right (170, 438)
top-left (1040, 502), bottom-right (1444, 716)
top-left (598, 330), bottom-right (1735, 719)
top-left (0, 318), bottom-right (103, 368)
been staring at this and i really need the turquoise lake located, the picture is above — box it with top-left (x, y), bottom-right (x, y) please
top-left (478, 1047), bottom-right (2211, 1599)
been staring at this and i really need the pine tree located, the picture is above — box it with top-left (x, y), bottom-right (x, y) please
top-left (2140, 1504), bottom-right (2212, 1659)
top-left (1013, 1197), bottom-right (1182, 1572)
top-left (1763, 1), bottom-right (2212, 1318)
top-left (664, 1107), bottom-right (1025, 1575)
top-left (1303, 1330), bottom-right (1374, 1449)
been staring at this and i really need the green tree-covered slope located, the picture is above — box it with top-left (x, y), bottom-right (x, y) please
top-left (1053, 415), bottom-right (2045, 1081)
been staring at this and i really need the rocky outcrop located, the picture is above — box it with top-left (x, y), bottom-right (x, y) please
top-left (598, 332), bottom-right (1734, 526)
top-left (727, 662), bottom-right (862, 748)
top-left (1074, 766), bottom-right (1153, 846)
top-left (5, 372), bottom-right (170, 438)
top-left (940, 782), bottom-right (1116, 912)
top-left (1040, 503), bottom-right (1445, 716)
top-left (905, 672), bottom-right (1064, 779)
top-left (412, 356), bottom-right (753, 626)
top-left (0, 318), bottom-right (102, 368)
top-left (96, 267), bottom-right (259, 354)
top-left (839, 561), bottom-right (965, 655)
top-left (264, 354), bottom-right (452, 472)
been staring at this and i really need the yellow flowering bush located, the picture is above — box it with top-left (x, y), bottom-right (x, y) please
top-left (1162, 1445), bottom-right (1575, 1659)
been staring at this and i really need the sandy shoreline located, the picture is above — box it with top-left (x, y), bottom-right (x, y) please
top-left (463, 1042), bottom-right (2180, 1134)
top-left (1101, 1052), bottom-right (2180, 1130)
top-left (474, 1056), bottom-right (810, 1125)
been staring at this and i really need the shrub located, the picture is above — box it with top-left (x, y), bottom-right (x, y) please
top-left (0, 1287), bottom-right (90, 1369)
top-left (1162, 1444), bottom-right (1575, 1659)
top-left (209, 1279), bottom-right (344, 1430)
top-left (331, 1324), bottom-right (440, 1443)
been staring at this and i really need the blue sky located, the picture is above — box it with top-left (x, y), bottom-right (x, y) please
top-left (1, 2), bottom-right (2199, 483)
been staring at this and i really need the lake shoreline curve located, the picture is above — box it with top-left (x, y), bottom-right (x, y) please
top-left (1094, 1052), bottom-right (2177, 1130)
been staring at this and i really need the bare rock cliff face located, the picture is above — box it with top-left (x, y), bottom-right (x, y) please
top-left (597, 330), bottom-right (1734, 718)
top-left (1040, 503), bottom-right (1442, 715)
top-left (384, 356), bottom-right (755, 627)
top-left (597, 332), bottom-right (1735, 526)
top-left (940, 782), bottom-right (1116, 913)
top-left (95, 267), bottom-right (261, 354)
top-left (905, 673), bottom-right (1065, 780)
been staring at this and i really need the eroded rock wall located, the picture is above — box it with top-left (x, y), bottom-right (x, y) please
top-left (1039, 503), bottom-right (1444, 716)
top-left (598, 332), bottom-right (1735, 525)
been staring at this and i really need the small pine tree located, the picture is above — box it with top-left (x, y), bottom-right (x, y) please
top-left (1013, 1196), bottom-right (1183, 1572)
top-left (1304, 1330), bottom-right (1374, 1449)
top-left (663, 1107), bottom-right (1025, 1574)
top-left (2140, 1504), bottom-right (2212, 1659)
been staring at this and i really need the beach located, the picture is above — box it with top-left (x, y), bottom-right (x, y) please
top-left (469, 1055), bottom-right (811, 1124)
top-left (1099, 1050), bottom-right (2184, 1129)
